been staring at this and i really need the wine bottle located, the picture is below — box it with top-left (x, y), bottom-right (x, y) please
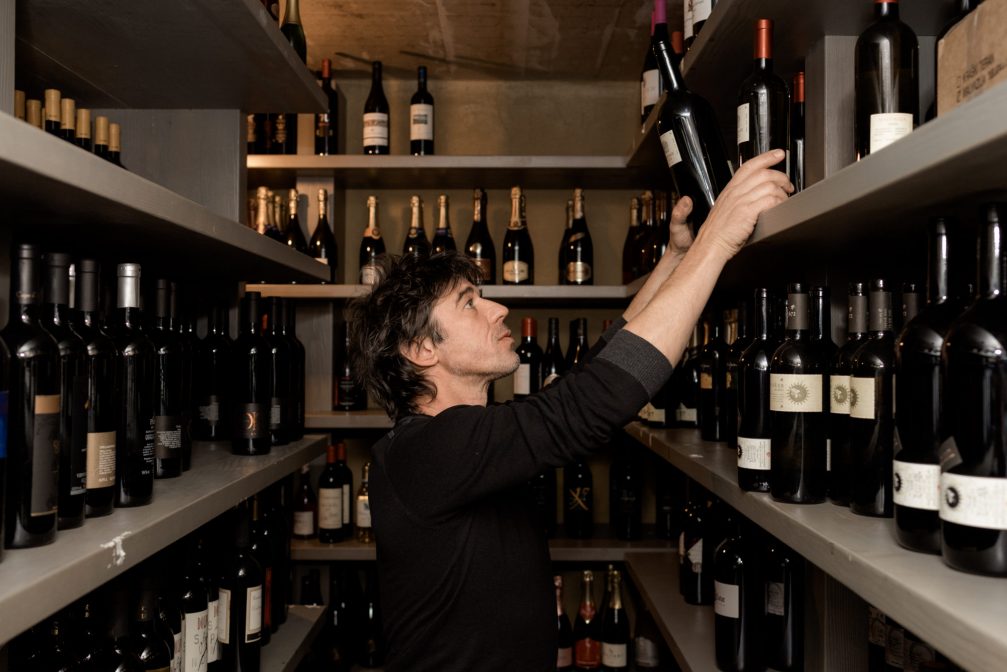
top-left (672, 324), bottom-right (703, 427)
top-left (42, 252), bottom-right (86, 530)
top-left (634, 605), bottom-right (663, 669)
top-left (175, 287), bottom-right (197, 472)
top-left (514, 317), bottom-right (542, 400)
top-left (640, 9), bottom-right (661, 124)
top-left (249, 496), bottom-right (275, 646)
top-left (791, 72), bottom-right (805, 192)
top-left (559, 199), bottom-right (574, 284)
top-left (318, 444), bottom-right (346, 544)
top-left (231, 292), bottom-right (271, 456)
top-left (363, 61), bottom-right (390, 155)
top-left (150, 279), bottom-right (184, 479)
top-left (854, 0), bottom-right (919, 159)
top-left (94, 115), bottom-right (111, 161)
top-left (282, 300), bottom-right (306, 440)
top-left (194, 301), bottom-right (231, 443)
top-left (724, 305), bottom-right (749, 452)
top-left (564, 188), bottom-right (594, 286)
top-left (564, 460), bottom-right (594, 538)
top-left (155, 558), bottom-right (184, 672)
top-left (284, 189), bottom-right (309, 254)
top-left (713, 521), bottom-right (762, 672)
top-left (265, 297), bottom-right (293, 446)
top-left (609, 456), bottom-right (642, 540)
top-left (253, 187), bottom-right (270, 237)
top-left (280, 0), bottom-right (306, 61)
top-left (432, 194), bottom-right (456, 254)
top-left (59, 97), bottom-right (76, 143)
top-left (770, 284), bottom-right (827, 504)
top-left (333, 319), bottom-right (366, 411)
top-left (894, 219), bottom-right (959, 554)
top-left (268, 191), bottom-right (286, 243)
top-left (811, 286), bottom-right (838, 479)
top-left (600, 569), bottom-right (629, 671)
top-left (737, 18), bottom-right (789, 173)
top-left (555, 576), bottom-right (574, 671)
top-left (652, 191), bottom-right (670, 265)
top-left (135, 579), bottom-right (173, 672)
top-left (357, 462), bottom-right (373, 543)
top-left (698, 318), bottom-right (730, 442)
top-left (292, 463), bottom-right (316, 540)
top-left (502, 186), bottom-right (534, 285)
top-left (315, 59), bottom-right (338, 156)
top-left (941, 203), bottom-right (1007, 575)
top-left (737, 289), bottom-right (777, 492)
top-left (262, 485), bottom-right (293, 625)
top-left (308, 188), bottom-right (338, 283)
top-left (655, 463), bottom-right (683, 540)
top-left (764, 540), bottom-right (804, 672)
top-left (565, 318), bottom-right (590, 370)
top-left (621, 197), bottom-right (642, 284)
top-left (410, 66), bottom-right (435, 155)
top-left (635, 191), bottom-right (656, 275)
top-left (325, 566), bottom-right (356, 668)
top-left (192, 534), bottom-right (222, 671)
top-left (109, 122), bottom-right (123, 167)
top-left (75, 107), bottom-right (92, 151)
top-left (529, 468), bottom-right (557, 538)
top-left (541, 317), bottom-right (566, 387)
top-left (359, 195), bottom-right (386, 285)
top-left (829, 283), bottom-right (868, 506)
top-left (267, 114), bottom-right (291, 154)
top-left (679, 486), bottom-right (713, 605)
top-left (849, 279), bottom-right (896, 518)
top-left (574, 570), bottom-right (601, 670)
top-left (218, 502), bottom-right (263, 671)
top-left (403, 195), bottom-right (430, 260)
top-left (179, 547), bottom-right (209, 672)
top-left (465, 188), bottom-right (496, 284)
top-left (653, 3), bottom-right (733, 230)
top-left (359, 570), bottom-right (385, 667)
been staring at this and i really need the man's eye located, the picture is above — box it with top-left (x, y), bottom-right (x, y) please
top-left (466, 299), bottom-right (475, 308)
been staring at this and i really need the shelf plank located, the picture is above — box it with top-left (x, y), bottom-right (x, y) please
top-left (261, 604), bottom-right (328, 672)
top-left (624, 423), bottom-right (1007, 672)
top-left (624, 552), bottom-right (717, 672)
top-left (0, 435), bottom-right (328, 646)
top-left (306, 411), bottom-right (394, 430)
top-left (0, 113), bottom-right (326, 283)
top-left (14, 0), bottom-right (325, 112)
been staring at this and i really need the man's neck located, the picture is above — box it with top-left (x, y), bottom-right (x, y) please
top-left (414, 371), bottom-right (490, 416)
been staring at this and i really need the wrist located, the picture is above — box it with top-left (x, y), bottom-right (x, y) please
top-left (691, 229), bottom-right (732, 268)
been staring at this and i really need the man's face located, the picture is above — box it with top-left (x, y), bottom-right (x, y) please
top-left (428, 280), bottom-right (519, 381)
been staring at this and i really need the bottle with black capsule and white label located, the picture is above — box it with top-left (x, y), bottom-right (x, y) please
top-left (363, 61), bottom-right (390, 155)
top-left (410, 66), bottom-right (434, 155)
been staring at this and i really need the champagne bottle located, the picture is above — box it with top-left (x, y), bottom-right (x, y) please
top-left (309, 188), bottom-right (338, 283)
top-left (230, 292), bottom-right (271, 456)
top-left (600, 570), bottom-right (629, 671)
top-left (737, 289), bottom-right (777, 492)
top-left (564, 188), bottom-right (594, 286)
top-left (357, 462), bottom-right (373, 543)
top-left (465, 188), bottom-right (496, 284)
top-left (573, 570), bottom-right (601, 670)
top-left (409, 66), bottom-right (435, 155)
top-left (502, 186), bottom-right (534, 285)
top-left (363, 61), bottom-right (390, 155)
top-left (333, 319), bottom-right (366, 411)
top-left (432, 194), bottom-right (456, 254)
top-left (403, 195), bottom-right (431, 260)
top-left (555, 576), bottom-right (574, 671)
top-left (279, 0), bottom-right (306, 61)
top-left (359, 196), bottom-right (386, 286)
top-left (284, 189), bottom-right (309, 254)
top-left (541, 317), bottom-right (566, 387)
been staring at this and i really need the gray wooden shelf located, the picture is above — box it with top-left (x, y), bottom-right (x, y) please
top-left (0, 435), bottom-right (328, 646)
top-left (0, 113), bottom-right (327, 283)
top-left (14, 0), bottom-right (325, 112)
top-left (624, 423), bottom-right (1007, 672)
top-left (305, 411), bottom-right (394, 430)
top-left (261, 605), bottom-right (328, 672)
top-left (624, 552), bottom-right (717, 672)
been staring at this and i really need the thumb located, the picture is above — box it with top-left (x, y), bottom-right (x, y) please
top-left (671, 196), bottom-right (693, 227)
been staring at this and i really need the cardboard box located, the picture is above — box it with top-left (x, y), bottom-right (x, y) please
top-left (937, 0), bottom-right (1007, 116)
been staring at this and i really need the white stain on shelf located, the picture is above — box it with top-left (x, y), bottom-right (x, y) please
top-left (101, 531), bottom-right (133, 568)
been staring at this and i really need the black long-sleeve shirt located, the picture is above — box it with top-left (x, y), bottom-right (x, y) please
top-left (368, 324), bottom-right (672, 672)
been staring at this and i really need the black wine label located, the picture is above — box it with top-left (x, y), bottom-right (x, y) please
top-left (237, 403), bottom-right (266, 440)
top-left (154, 415), bottom-right (182, 459)
top-left (870, 290), bottom-right (894, 332)
top-left (32, 394), bottom-right (61, 516)
top-left (786, 293), bottom-right (809, 330)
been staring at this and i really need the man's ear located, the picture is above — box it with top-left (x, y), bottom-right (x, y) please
top-left (401, 336), bottom-right (437, 368)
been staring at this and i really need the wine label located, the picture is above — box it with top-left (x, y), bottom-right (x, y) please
top-left (32, 393), bottom-right (60, 516)
top-left (659, 130), bottom-right (683, 167)
top-left (410, 104), bottom-right (434, 141)
top-left (557, 646), bottom-right (573, 668)
top-left (601, 642), bottom-right (628, 667)
top-left (869, 112), bottom-right (913, 154)
top-left (906, 638), bottom-right (937, 670)
top-left (155, 415), bottom-right (182, 459)
top-left (693, 0), bottom-right (712, 21)
top-left (198, 397), bottom-right (220, 423)
top-left (217, 589), bottom-right (230, 645)
top-left (236, 403), bottom-right (266, 440)
top-left (566, 261), bottom-right (592, 283)
top-left (849, 376), bottom-right (876, 420)
top-left (362, 112), bottom-right (389, 146)
top-left (769, 373), bottom-right (823, 413)
top-left (687, 538), bottom-right (702, 572)
top-left (207, 598), bottom-right (220, 663)
top-left (683, 0), bottom-right (694, 39)
top-left (318, 487), bottom-right (344, 531)
top-left (245, 585), bottom-right (262, 643)
top-left (767, 581), bottom-right (785, 616)
top-left (714, 581), bottom-right (740, 618)
top-left (641, 70), bottom-right (660, 115)
top-left (737, 436), bottom-right (771, 470)
top-left (86, 430), bottom-right (116, 488)
top-left (293, 510), bottom-right (314, 536)
top-left (737, 103), bottom-right (750, 145)
top-left (502, 260), bottom-right (530, 283)
top-left (360, 264), bottom-right (380, 286)
top-left (893, 460), bottom-right (940, 511)
top-left (246, 114), bottom-right (256, 143)
top-left (676, 406), bottom-right (698, 423)
top-left (0, 391), bottom-right (7, 460)
top-left (634, 636), bottom-right (659, 667)
top-left (357, 495), bottom-right (372, 527)
top-left (514, 363), bottom-right (532, 396)
top-left (184, 608), bottom-right (208, 672)
top-left (939, 472), bottom-right (1007, 529)
top-left (575, 638), bottom-right (601, 667)
top-left (700, 372), bottom-right (713, 390)
top-left (868, 606), bottom-right (887, 646)
top-left (830, 376), bottom-right (851, 415)
top-left (273, 114), bottom-right (289, 144)
top-left (567, 486), bottom-right (591, 512)
top-left (640, 403), bottom-right (666, 424)
top-left (172, 629), bottom-right (183, 672)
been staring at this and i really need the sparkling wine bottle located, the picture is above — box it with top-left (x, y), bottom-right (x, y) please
top-left (502, 187), bottom-right (534, 285)
top-left (555, 576), bottom-right (574, 671)
top-left (284, 189), bottom-right (309, 254)
top-left (573, 570), bottom-right (602, 670)
top-left (359, 196), bottom-right (386, 286)
top-left (600, 570), bottom-right (629, 671)
top-left (465, 188), bottom-right (496, 284)
top-left (279, 0), bottom-right (306, 61)
top-left (432, 194), bottom-right (456, 254)
top-left (403, 195), bottom-right (431, 260)
top-left (564, 188), bottom-right (594, 286)
top-left (309, 188), bottom-right (338, 283)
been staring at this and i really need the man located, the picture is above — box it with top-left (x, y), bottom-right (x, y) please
top-left (349, 150), bottom-right (792, 671)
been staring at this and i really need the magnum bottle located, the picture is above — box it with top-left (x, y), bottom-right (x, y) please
top-left (231, 292), bottom-right (271, 456)
top-left (830, 283), bottom-right (868, 505)
top-left (502, 187), bottom-right (534, 285)
top-left (465, 188), bottom-right (496, 284)
top-left (150, 280), bottom-right (184, 479)
top-left (194, 301), bottom-right (231, 442)
top-left (737, 18), bottom-right (790, 172)
top-left (737, 289), bottom-right (777, 492)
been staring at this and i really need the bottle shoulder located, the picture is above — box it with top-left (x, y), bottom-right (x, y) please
top-left (851, 334), bottom-right (896, 371)
top-left (944, 296), bottom-right (1007, 359)
top-left (770, 337), bottom-right (824, 372)
top-left (738, 337), bottom-right (779, 370)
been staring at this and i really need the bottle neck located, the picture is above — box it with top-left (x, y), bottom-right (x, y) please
top-left (367, 202), bottom-right (380, 237)
top-left (284, 0), bottom-right (301, 25)
top-left (473, 193), bottom-right (485, 225)
top-left (509, 193), bottom-right (523, 229)
top-left (371, 65), bottom-right (383, 89)
top-left (609, 575), bottom-right (623, 610)
top-left (752, 295), bottom-right (770, 339)
top-left (417, 70), bottom-right (427, 91)
top-left (785, 293), bottom-right (810, 336)
top-left (980, 217), bottom-right (1003, 297)
top-left (755, 57), bottom-right (774, 72)
top-left (869, 290), bottom-right (894, 334)
top-left (653, 24), bottom-right (684, 93)
top-left (642, 197), bottom-right (655, 227)
top-left (438, 201), bottom-right (450, 232)
top-left (811, 294), bottom-right (830, 340)
top-left (848, 293), bottom-right (868, 335)
top-left (547, 322), bottom-right (560, 345)
top-left (876, 1), bottom-right (899, 20)
top-left (410, 202), bottom-right (423, 233)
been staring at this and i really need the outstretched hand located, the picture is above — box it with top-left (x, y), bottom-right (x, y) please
top-left (667, 195), bottom-right (694, 258)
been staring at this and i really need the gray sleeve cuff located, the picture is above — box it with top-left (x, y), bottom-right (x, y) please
top-left (597, 330), bottom-right (674, 398)
top-left (601, 317), bottom-right (626, 344)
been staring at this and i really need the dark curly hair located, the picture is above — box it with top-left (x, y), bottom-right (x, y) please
top-left (347, 252), bottom-right (482, 421)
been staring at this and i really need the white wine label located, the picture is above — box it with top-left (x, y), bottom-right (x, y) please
top-left (601, 643), bottom-right (628, 667)
top-left (318, 487), bottom-right (344, 530)
top-left (830, 376), bottom-right (851, 415)
top-left (641, 70), bottom-right (660, 115)
top-left (514, 363), bottom-right (532, 396)
top-left (767, 581), bottom-right (785, 616)
top-left (360, 264), bottom-right (380, 286)
top-left (687, 539), bottom-right (702, 572)
top-left (849, 376), bottom-right (877, 420)
top-left (638, 404), bottom-right (652, 422)
top-left (737, 103), bottom-right (750, 145)
top-left (270, 402), bottom-right (282, 427)
top-left (677, 406), bottom-right (698, 423)
top-left (184, 608), bottom-right (208, 672)
top-left (714, 581), bottom-right (740, 618)
top-left (893, 460), bottom-right (940, 511)
top-left (642, 403), bottom-right (665, 424)
top-left (869, 112), bottom-right (913, 154)
top-left (659, 130), bottom-right (683, 167)
top-left (217, 589), bottom-right (230, 645)
top-left (198, 402), bottom-right (220, 423)
top-left (566, 261), bottom-right (592, 283)
top-left (86, 430), bottom-right (116, 488)
top-left (700, 372), bottom-right (713, 390)
top-left (410, 103), bottom-right (434, 141)
top-left (207, 598), bottom-right (219, 663)
top-left (357, 496), bottom-right (372, 527)
top-left (293, 510), bottom-right (314, 536)
top-left (693, 0), bottom-right (712, 21)
top-left (557, 646), bottom-right (573, 667)
top-left (940, 472), bottom-right (1007, 529)
top-left (635, 636), bottom-right (659, 667)
top-left (502, 260), bottom-right (530, 283)
top-left (342, 485), bottom-right (351, 526)
top-left (769, 373), bottom-right (823, 413)
top-left (737, 436), bottom-right (771, 470)
top-left (683, 0), bottom-right (694, 39)
top-left (245, 585), bottom-right (262, 643)
top-left (362, 112), bottom-right (389, 146)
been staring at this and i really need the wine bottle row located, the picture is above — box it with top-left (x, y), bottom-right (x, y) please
top-left (288, 445), bottom-right (374, 545)
top-left (14, 87), bottom-right (124, 167)
top-left (866, 604), bottom-right (956, 672)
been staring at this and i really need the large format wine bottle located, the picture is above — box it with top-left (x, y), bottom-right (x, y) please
top-left (266, 298), bottom-right (293, 446)
top-left (573, 570), bottom-right (601, 670)
top-left (514, 317), bottom-right (542, 400)
top-left (564, 460), bottom-right (594, 538)
top-left (363, 61), bottom-right (390, 155)
top-left (231, 292), bottom-right (271, 456)
top-left (640, 9), bottom-right (660, 124)
top-left (284, 189), bottom-right (309, 254)
top-left (894, 219), bottom-right (959, 554)
top-left (564, 188), bottom-right (594, 286)
top-left (502, 187), bottom-right (534, 285)
top-left (653, 1), bottom-right (733, 229)
top-left (279, 0), bottom-right (306, 62)
top-left (770, 284), bottom-right (827, 504)
top-left (849, 280), bottom-right (896, 518)
top-left (72, 260), bottom-right (117, 518)
top-left (465, 188), bottom-right (496, 284)
top-left (941, 203), bottom-right (1007, 575)
top-left (194, 301), bottom-right (231, 442)
top-left (309, 188), bottom-right (338, 283)
top-left (764, 540), bottom-right (804, 672)
top-left (737, 289), bottom-right (777, 492)
top-left (811, 287), bottom-right (838, 479)
top-left (713, 521), bottom-right (762, 672)
top-left (218, 501), bottom-right (264, 671)
top-left (737, 18), bottom-right (790, 172)
top-left (555, 576), bottom-right (574, 671)
top-left (791, 72), bottom-right (805, 192)
top-left (107, 263), bottom-right (155, 508)
top-left (601, 570), bottom-right (629, 671)
top-left (830, 283), bottom-right (868, 505)
top-left (2, 244), bottom-right (59, 548)
top-left (432, 194), bottom-right (456, 254)
top-left (42, 252), bottom-right (86, 529)
top-left (698, 319), bottom-right (729, 442)
top-left (315, 59), bottom-right (338, 156)
top-left (409, 66), bottom-right (435, 155)
top-left (150, 279), bottom-right (184, 479)
top-left (359, 196), bottom-right (386, 286)
top-left (854, 0), bottom-right (919, 159)
top-left (403, 195), bottom-right (431, 260)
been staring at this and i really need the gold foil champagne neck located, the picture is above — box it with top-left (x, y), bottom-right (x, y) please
top-left (61, 98), bottom-right (76, 130)
top-left (94, 116), bottom-right (110, 145)
top-left (26, 100), bottom-right (42, 129)
top-left (76, 109), bottom-right (92, 139)
top-left (44, 89), bottom-right (61, 121)
top-left (109, 123), bottom-right (121, 151)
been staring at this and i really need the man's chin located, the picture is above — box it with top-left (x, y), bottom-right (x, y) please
top-left (487, 355), bottom-right (521, 383)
